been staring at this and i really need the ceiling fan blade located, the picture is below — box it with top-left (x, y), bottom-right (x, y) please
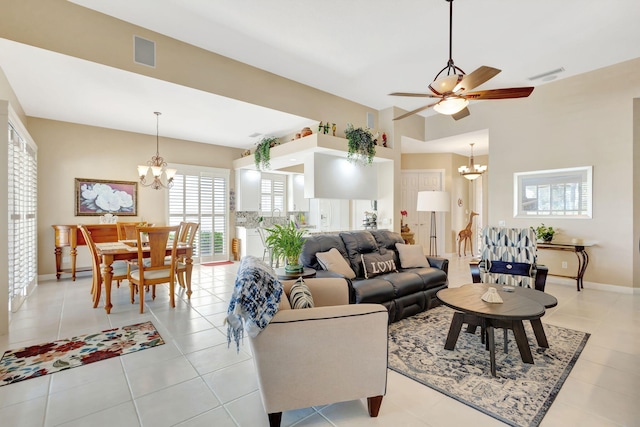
top-left (393, 102), bottom-right (439, 121)
top-left (452, 107), bottom-right (470, 121)
top-left (465, 87), bottom-right (534, 100)
top-left (389, 92), bottom-right (439, 98)
top-left (454, 66), bottom-right (501, 92)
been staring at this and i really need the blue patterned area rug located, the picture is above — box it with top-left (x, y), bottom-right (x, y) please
top-left (388, 306), bottom-right (589, 427)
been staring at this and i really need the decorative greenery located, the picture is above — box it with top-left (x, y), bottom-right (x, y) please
top-left (254, 136), bottom-right (279, 170)
top-left (345, 123), bottom-right (376, 165)
top-left (532, 223), bottom-right (555, 242)
top-left (265, 221), bottom-right (305, 268)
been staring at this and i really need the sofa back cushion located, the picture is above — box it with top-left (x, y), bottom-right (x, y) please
top-left (300, 234), bottom-right (348, 270)
top-left (370, 230), bottom-right (404, 267)
top-left (339, 231), bottom-right (379, 278)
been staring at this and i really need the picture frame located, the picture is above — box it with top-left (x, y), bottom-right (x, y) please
top-left (75, 178), bottom-right (138, 216)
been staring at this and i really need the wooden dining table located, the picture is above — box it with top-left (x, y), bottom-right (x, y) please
top-left (95, 241), bottom-right (194, 314)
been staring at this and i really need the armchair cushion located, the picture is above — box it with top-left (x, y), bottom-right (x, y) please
top-left (289, 277), bottom-right (314, 309)
top-left (488, 260), bottom-right (532, 276)
top-left (395, 243), bottom-right (430, 268)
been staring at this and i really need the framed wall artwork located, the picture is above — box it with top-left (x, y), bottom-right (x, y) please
top-left (75, 178), bottom-right (138, 216)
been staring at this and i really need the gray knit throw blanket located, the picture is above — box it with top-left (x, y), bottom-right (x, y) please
top-left (226, 256), bottom-right (283, 352)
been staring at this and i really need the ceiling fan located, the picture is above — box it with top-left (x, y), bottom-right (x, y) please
top-left (390, 0), bottom-right (534, 121)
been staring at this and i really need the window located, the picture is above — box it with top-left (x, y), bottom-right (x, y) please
top-left (7, 116), bottom-right (38, 313)
top-left (168, 164), bottom-right (229, 262)
top-left (514, 166), bottom-right (592, 218)
top-left (260, 173), bottom-right (285, 215)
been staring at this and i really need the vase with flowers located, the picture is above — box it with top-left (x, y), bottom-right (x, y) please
top-left (400, 210), bottom-right (409, 232)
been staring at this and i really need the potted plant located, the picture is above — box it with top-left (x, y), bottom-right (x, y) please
top-left (532, 223), bottom-right (555, 242)
top-left (265, 221), bottom-right (305, 273)
top-left (254, 136), bottom-right (279, 170)
top-left (345, 123), bottom-right (376, 165)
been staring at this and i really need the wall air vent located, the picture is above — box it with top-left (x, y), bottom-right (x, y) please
top-left (528, 67), bottom-right (565, 81)
top-left (134, 35), bottom-right (156, 68)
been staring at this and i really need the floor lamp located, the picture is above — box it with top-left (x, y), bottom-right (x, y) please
top-left (417, 191), bottom-right (451, 256)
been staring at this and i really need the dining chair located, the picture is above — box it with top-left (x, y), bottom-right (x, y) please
top-left (174, 222), bottom-right (199, 289)
top-left (79, 224), bottom-right (130, 308)
top-left (116, 221), bottom-right (147, 240)
top-left (128, 225), bottom-right (180, 313)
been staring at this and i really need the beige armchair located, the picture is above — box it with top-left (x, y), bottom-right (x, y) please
top-left (248, 277), bottom-right (388, 427)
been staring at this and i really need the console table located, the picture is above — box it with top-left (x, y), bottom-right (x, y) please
top-left (52, 224), bottom-right (118, 280)
top-left (537, 241), bottom-right (594, 292)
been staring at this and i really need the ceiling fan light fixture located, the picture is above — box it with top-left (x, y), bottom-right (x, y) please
top-left (429, 73), bottom-right (463, 95)
top-left (433, 97), bottom-right (469, 115)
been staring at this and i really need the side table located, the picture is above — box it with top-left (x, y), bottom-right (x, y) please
top-left (274, 267), bottom-right (316, 280)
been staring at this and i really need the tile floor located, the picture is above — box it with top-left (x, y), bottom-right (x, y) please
top-left (0, 256), bottom-right (638, 426)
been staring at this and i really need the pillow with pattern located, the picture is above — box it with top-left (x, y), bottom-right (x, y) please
top-left (288, 277), bottom-right (314, 309)
top-left (361, 252), bottom-right (397, 279)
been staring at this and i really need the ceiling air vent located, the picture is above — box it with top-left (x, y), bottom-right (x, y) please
top-left (248, 132), bottom-right (262, 138)
top-left (134, 36), bottom-right (156, 68)
top-left (528, 67), bottom-right (565, 82)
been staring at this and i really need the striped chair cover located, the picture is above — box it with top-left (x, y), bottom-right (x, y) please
top-left (478, 227), bottom-right (538, 288)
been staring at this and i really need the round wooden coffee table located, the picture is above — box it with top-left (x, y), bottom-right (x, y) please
top-left (274, 267), bottom-right (316, 280)
top-left (437, 283), bottom-right (557, 376)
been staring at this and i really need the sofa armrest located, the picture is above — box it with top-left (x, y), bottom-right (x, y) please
top-left (249, 304), bottom-right (388, 414)
top-left (427, 256), bottom-right (449, 274)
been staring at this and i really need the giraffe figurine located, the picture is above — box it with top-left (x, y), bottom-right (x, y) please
top-left (457, 211), bottom-right (479, 257)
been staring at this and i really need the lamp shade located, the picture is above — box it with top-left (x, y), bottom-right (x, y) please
top-left (416, 191), bottom-right (450, 212)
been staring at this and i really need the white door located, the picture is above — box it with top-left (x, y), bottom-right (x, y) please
top-left (400, 171), bottom-right (444, 254)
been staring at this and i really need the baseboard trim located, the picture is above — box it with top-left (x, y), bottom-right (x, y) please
top-left (547, 276), bottom-right (636, 294)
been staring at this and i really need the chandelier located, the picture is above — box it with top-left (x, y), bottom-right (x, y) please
top-left (458, 143), bottom-right (487, 180)
top-left (137, 112), bottom-right (177, 190)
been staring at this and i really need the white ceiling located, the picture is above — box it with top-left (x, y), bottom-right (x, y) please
top-left (1, 0), bottom-right (639, 155)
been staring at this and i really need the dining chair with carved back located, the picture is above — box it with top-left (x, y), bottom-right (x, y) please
top-left (116, 221), bottom-right (147, 241)
top-left (174, 222), bottom-right (199, 289)
top-left (79, 224), bottom-right (130, 308)
top-left (128, 225), bottom-right (180, 313)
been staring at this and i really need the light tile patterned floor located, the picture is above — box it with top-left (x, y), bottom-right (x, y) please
top-left (0, 255), bottom-right (638, 426)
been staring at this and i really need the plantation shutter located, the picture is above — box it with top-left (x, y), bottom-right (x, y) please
top-left (168, 165), bottom-right (229, 262)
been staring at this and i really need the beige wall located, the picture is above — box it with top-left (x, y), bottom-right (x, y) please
top-left (423, 58), bottom-right (640, 289)
top-left (29, 118), bottom-right (242, 276)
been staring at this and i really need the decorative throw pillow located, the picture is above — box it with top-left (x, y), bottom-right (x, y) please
top-left (316, 248), bottom-right (356, 279)
top-left (489, 260), bottom-right (532, 277)
top-left (361, 252), bottom-right (397, 279)
top-left (288, 277), bottom-right (314, 309)
top-left (395, 243), bottom-right (430, 268)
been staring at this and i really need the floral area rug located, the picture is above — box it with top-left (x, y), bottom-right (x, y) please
top-left (389, 306), bottom-right (589, 427)
top-left (0, 321), bottom-right (164, 387)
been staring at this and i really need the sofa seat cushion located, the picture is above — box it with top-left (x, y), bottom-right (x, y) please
top-left (402, 267), bottom-right (448, 289)
top-left (350, 278), bottom-right (395, 304)
top-left (378, 272), bottom-right (424, 297)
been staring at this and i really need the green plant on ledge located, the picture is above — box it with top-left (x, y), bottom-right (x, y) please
top-left (532, 223), bottom-right (555, 242)
top-left (345, 123), bottom-right (376, 165)
top-left (254, 136), bottom-right (280, 170)
top-left (265, 221), bottom-right (305, 272)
